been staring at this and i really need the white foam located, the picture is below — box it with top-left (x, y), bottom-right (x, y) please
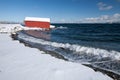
top-left (18, 33), bottom-right (120, 60)
top-left (57, 26), bottom-right (68, 29)
top-left (50, 25), bottom-right (55, 28)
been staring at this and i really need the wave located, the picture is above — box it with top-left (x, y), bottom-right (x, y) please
top-left (56, 26), bottom-right (68, 29)
top-left (17, 31), bottom-right (120, 61)
top-left (16, 31), bottom-right (120, 75)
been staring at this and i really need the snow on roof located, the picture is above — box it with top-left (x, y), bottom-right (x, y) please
top-left (25, 17), bottom-right (50, 22)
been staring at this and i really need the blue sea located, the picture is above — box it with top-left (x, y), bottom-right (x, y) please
top-left (17, 23), bottom-right (120, 75)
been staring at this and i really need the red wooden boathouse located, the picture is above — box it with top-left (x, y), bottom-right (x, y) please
top-left (24, 17), bottom-right (50, 29)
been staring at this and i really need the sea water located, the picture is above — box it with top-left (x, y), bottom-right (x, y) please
top-left (17, 23), bottom-right (120, 75)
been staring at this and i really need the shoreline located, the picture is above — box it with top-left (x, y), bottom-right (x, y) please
top-left (0, 33), bottom-right (112, 80)
top-left (84, 64), bottom-right (120, 80)
top-left (11, 33), bottom-right (68, 61)
top-left (11, 32), bottom-right (120, 80)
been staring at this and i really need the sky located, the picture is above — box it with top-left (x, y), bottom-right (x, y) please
top-left (0, 0), bottom-right (120, 23)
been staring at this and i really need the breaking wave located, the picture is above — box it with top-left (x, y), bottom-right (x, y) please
top-left (56, 26), bottom-right (68, 29)
top-left (16, 31), bottom-right (120, 75)
top-left (17, 31), bottom-right (120, 61)
top-left (16, 23), bottom-right (120, 76)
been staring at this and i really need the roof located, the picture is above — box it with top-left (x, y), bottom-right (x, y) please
top-left (25, 17), bottom-right (50, 22)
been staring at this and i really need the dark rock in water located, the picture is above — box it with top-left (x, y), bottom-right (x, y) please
top-left (45, 50), bottom-right (68, 61)
top-left (60, 47), bottom-right (65, 50)
top-left (93, 60), bottom-right (120, 75)
top-left (11, 33), bottom-right (18, 40)
top-left (84, 64), bottom-right (120, 80)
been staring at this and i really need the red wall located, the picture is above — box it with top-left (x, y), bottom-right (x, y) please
top-left (25, 21), bottom-right (50, 29)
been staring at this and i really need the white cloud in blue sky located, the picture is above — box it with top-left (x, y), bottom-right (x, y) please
top-left (53, 13), bottom-right (120, 23)
top-left (116, 0), bottom-right (120, 2)
top-left (0, 0), bottom-right (120, 23)
top-left (97, 2), bottom-right (113, 11)
top-left (81, 13), bottom-right (120, 23)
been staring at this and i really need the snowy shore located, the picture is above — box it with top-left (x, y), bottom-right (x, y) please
top-left (0, 24), bottom-right (112, 80)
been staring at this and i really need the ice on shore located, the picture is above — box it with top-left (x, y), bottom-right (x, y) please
top-left (0, 24), bottom-right (112, 80)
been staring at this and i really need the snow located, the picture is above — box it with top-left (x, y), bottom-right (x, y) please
top-left (0, 24), bottom-right (22, 33)
top-left (0, 24), bottom-right (44, 33)
top-left (0, 24), bottom-right (112, 80)
top-left (25, 17), bottom-right (50, 22)
top-left (0, 24), bottom-right (55, 33)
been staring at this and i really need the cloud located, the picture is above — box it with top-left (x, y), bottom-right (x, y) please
top-left (116, 0), bottom-right (120, 2)
top-left (52, 13), bottom-right (120, 23)
top-left (80, 13), bottom-right (120, 23)
top-left (52, 19), bottom-right (75, 23)
top-left (97, 2), bottom-right (113, 11)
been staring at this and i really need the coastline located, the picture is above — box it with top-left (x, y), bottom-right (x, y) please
top-left (0, 23), bottom-right (112, 80)
top-left (84, 64), bottom-right (120, 80)
top-left (12, 32), bottom-right (120, 80)
top-left (0, 33), bottom-right (112, 80)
